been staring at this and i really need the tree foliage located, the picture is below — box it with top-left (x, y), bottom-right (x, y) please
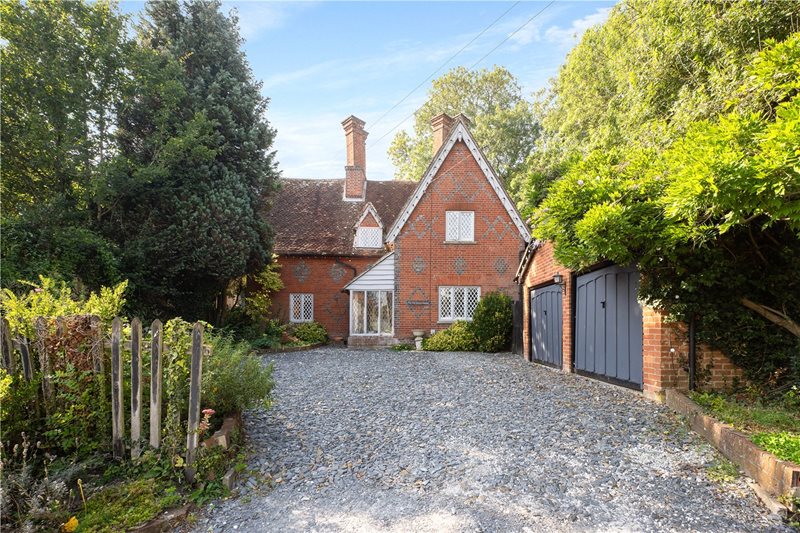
top-left (100, 0), bottom-right (280, 320)
top-left (525, 0), bottom-right (800, 389)
top-left (0, 0), bottom-right (129, 290)
top-left (388, 66), bottom-right (538, 190)
top-left (1, 0), bottom-right (280, 321)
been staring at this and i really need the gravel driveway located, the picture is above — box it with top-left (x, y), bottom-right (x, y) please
top-left (191, 347), bottom-right (788, 532)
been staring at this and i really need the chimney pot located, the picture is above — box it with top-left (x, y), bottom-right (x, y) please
top-left (342, 115), bottom-right (367, 199)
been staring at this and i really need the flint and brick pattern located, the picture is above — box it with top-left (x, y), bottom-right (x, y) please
top-left (393, 140), bottom-right (526, 340)
top-left (271, 255), bottom-right (376, 339)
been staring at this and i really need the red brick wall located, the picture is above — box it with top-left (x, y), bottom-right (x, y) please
top-left (360, 212), bottom-right (379, 228)
top-left (519, 241), bottom-right (574, 373)
top-left (393, 140), bottom-right (526, 340)
top-left (272, 255), bottom-right (377, 339)
top-left (643, 308), bottom-right (744, 400)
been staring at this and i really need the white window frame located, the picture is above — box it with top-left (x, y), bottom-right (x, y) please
top-left (445, 211), bottom-right (475, 242)
top-left (289, 293), bottom-right (314, 323)
top-left (438, 286), bottom-right (481, 322)
top-left (354, 226), bottom-right (383, 248)
top-left (349, 290), bottom-right (394, 336)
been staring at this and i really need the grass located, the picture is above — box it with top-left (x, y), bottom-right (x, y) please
top-left (75, 478), bottom-right (180, 532)
top-left (691, 390), bottom-right (800, 466)
top-left (690, 391), bottom-right (800, 433)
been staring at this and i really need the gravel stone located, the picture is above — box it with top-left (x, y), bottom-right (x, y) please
top-left (189, 347), bottom-right (790, 532)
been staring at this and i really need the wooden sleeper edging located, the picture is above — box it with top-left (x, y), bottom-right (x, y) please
top-left (665, 389), bottom-right (800, 514)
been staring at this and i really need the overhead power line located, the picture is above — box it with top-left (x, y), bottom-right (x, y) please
top-left (368, 0), bottom-right (555, 149)
top-left (368, 1), bottom-right (521, 136)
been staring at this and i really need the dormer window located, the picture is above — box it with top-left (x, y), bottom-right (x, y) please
top-left (355, 227), bottom-right (382, 248)
top-left (354, 202), bottom-right (384, 249)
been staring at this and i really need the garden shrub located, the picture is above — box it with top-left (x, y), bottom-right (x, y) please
top-left (424, 321), bottom-right (477, 351)
top-left (1, 276), bottom-right (127, 337)
top-left (471, 291), bottom-right (513, 352)
top-left (291, 321), bottom-right (328, 344)
top-left (202, 335), bottom-right (274, 416)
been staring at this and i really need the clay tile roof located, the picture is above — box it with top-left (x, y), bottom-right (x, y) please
top-left (267, 178), bottom-right (417, 256)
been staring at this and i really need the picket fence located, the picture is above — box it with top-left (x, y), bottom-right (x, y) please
top-left (0, 315), bottom-right (207, 479)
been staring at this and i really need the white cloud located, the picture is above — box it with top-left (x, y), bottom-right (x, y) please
top-left (543, 7), bottom-right (612, 48)
top-left (230, 2), bottom-right (315, 42)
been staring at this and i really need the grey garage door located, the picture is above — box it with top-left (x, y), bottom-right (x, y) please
top-left (530, 284), bottom-right (562, 368)
top-left (575, 265), bottom-right (643, 389)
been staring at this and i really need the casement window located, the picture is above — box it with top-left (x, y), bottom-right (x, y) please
top-left (350, 290), bottom-right (393, 335)
top-left (289, 293), bottom-right (313, 323)
top-left (439, 286), bottom-right (480, 321)
top-left (445, 211), bottom-right (475, 242)
top-left (354, 226), bottom-right (382, 248)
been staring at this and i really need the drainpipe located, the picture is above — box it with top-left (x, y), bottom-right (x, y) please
top-left (336, 258), bottom-right (358, 289)
top-left (688, 313), bottom-right (697, 391)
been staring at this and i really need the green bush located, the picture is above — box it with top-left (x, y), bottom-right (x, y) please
top-left (424, 321), bottom-right (477, 351)
top-left (203, 335), bottom-right (275, 416)
top-left (291, 321), bottom-right (327, 344)
top-left (471, 291), bottom-right (513, 352)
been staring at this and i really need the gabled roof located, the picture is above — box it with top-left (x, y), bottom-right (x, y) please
top-left (385, 120), bottom-right (532, 243)
top-left (267, 179), bottom-right (416, 256)
top-left (355, 202), bottom-right (383, 229)
top-left (514, 240), bottom-right (543, 283)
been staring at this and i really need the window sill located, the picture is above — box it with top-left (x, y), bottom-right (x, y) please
top-left (437, 319), bottom-right (474, 324)
top-left (442, 240), bottom-right (477, 245)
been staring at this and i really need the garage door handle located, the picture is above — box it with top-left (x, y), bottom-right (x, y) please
top-left (601, 301), bottom-right (606, 309)
top-left (543, 310), bottom-right (547, 316)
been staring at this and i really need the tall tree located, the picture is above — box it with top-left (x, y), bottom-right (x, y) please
top-left (388, 66), bottom-right (538, 192)
top-left (103, 0), bottom-right (279, 319)
top-left (526, 0), bottom-right (800, 388)
top-left (0, 0), bottom-right (129, 290)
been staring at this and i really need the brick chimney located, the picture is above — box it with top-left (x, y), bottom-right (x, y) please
top-left (431, 113), bottom-right (454, 155)
top-left (342, 115), bottom-right (367, 200)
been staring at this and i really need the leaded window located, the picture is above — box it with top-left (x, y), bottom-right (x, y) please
top-left (350, 290), bottom-right (393, 335)
top-left (445, 211), bottom-right (475, 242)
top-left (289, 293), bottom-right (313, 323)
top-left (439, 286), bottom-right (480, 321)
top-left (354, 227), bottom-right (382, 248)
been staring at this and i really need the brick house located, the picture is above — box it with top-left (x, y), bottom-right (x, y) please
top-left (267, 113), bottom-right (530, 345)
top-left (515, 241), bottom-right (744, 401)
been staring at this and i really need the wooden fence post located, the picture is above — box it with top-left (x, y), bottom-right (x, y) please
top-left (15, 337), bottom-right (33, 381)
top-left (130, 318), bottom-right (143, 459)
top-left (111, 317), bottom-right (124, 459)
top-left (35, 317), bottom-right (51, 405)
top-left (1, 318), bottom-right (14, 372)
top-left (90, 316), bottom-right (104, 375)
top-left (185, 322), bottom-right (204, 481)
top-left (149, 319), bottom-right (163, 449)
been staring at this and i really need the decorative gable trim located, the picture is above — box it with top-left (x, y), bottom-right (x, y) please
top-left (354, 202), bottom-right (383, 229)
top-left (385, 121), bottom-right (531, 243)
top-left (514, 239), bottom-right (543, 283)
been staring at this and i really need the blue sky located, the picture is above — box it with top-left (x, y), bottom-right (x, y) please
top-left (121, 1), bottom-right (614, 180)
